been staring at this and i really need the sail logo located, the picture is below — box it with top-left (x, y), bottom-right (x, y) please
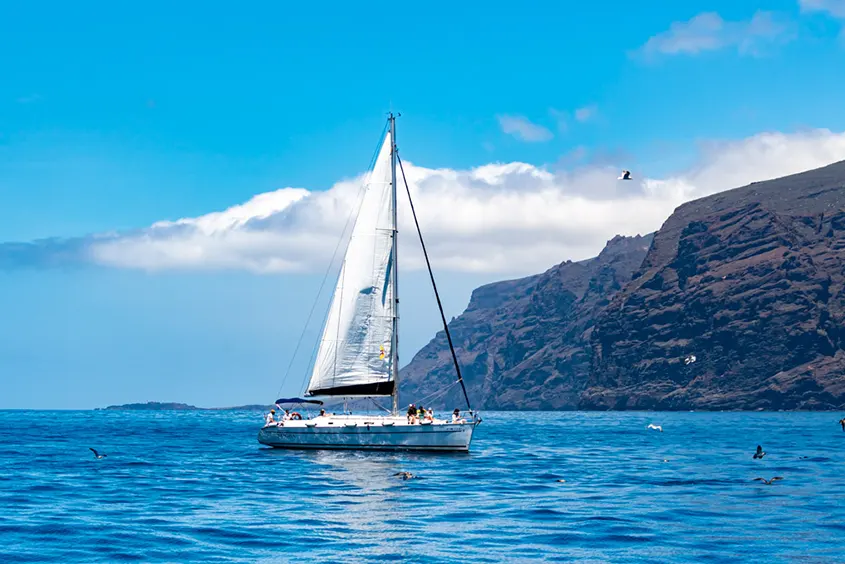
top-left (379, 345), bottom-right (387, 361)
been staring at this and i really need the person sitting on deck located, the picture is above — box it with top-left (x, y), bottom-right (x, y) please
top-left (451, 408), bottom-right (466, 423)
top-left (282, 409), bottom-right (292, 422)
top-left (264, 409), bottom-right (276, 426)
top-left (417, 405), bottom-right (426, 421)
top-left (407, 404), bottom-right (417, 424)
top-left (319, 409), bottom-right (327, 417)
top-left (424, 409), bottom-right (434, 422)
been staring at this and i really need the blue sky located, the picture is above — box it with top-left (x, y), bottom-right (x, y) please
top-left (2, 0), bottom-right (845, 408)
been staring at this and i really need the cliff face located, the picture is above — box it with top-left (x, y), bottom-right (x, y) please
top-left (582, 161), bottom-right (845, 410)
top-left (400, 234), bottom-right (653, 410)
top-left (402, 161), bottom-right (845, 411)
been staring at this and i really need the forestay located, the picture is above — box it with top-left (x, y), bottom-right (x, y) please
top-left (306, 130), bottom-right (396, 397)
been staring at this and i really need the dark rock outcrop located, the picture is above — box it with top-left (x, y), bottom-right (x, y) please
top-left (400, 234), bottom-right (653, 410)
top-left (101, 402), bottom-right (274, 411)
top-left (582, 161), bottom-right (845, 410)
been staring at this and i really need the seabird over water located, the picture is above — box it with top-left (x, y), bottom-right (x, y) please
top-left (753, 477), bottom-right (783, 485)
top-left (89, 448), bottom-right (107, 459)
top-left (647, 424), bottom-right (663, 432)
top-left (753, 445), bottom-right (766, 459)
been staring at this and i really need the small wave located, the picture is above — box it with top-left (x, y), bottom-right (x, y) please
top-left (582, 515), bottom-right (630, 523)
top-left (651, 478), bottom-right (738, 487)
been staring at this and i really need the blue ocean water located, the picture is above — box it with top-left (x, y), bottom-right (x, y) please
top-left (1, 410), bottom-right (844, 563)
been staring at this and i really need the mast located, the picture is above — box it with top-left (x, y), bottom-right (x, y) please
top-left (389, 113), bottom-right (400, 415)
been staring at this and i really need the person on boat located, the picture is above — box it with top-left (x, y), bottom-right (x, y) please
top-left (425, 409), bottom-right (434, 422)
top-left (452, 408), bottom-right (466, 423)
top-left (282, 409), bottom-right (292, 422)
top-left (264, 409), bottom-right (276, 426)
top-left (319, 409), bottom-right (327, 417)
top-left (407, 404), bottom-right (417, 424)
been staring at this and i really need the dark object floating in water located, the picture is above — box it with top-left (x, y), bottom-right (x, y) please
top-left (753, 445), bottom-right (766, 459)
top-left (839, 418), bottom-right (845, 431)
top-left (556, 479), bottom-right (566, 483)
top-left (753, 477), bottom-right (783, 485)
top-left (394, 472), bottom-right (416, 480)
top-left (89, 448), bottom-right (107, 459)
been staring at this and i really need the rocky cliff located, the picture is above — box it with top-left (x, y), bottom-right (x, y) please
top-left (402, 160), bottom-right (845, 411)
top-left (400, 234), bottom-right (653, 410)
top-left (582, 161), bottom-right (845, 410)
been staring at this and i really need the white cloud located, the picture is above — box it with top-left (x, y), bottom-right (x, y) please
top-left (800, 0), bottom-right (845, 41)
top-left (637, 11), bottom-right (792, 58)
top-left (800, 0), bottom-right (845, 18)
top-left (574, 105), bottom-right (598, 123)
top-left (496, 115), bottom-right (554, 142)
top-left (4, 129), bottom-right (845, 277)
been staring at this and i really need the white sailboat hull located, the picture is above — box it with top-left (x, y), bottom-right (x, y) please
top-left (258, 416), bottom-right (477, 452)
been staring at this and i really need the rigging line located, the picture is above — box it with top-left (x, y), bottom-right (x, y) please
top-left (274, 121), bottom-right (389, 400)
top-left (299, 330), bottom-right (323, 397)
top-left (369, 397), bottom-right (392, 414)
top-left (414, 378), bottom-right (461, 407)
top-left (396, 154), bottom-right (473, 411)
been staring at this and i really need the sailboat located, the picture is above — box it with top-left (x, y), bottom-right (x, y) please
top-left (258, 114), bottom-right (479, 452)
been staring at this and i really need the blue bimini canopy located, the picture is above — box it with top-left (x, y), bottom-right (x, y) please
top-left (275, 397), bottom-right (324, 406)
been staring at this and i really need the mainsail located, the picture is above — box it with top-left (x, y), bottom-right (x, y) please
top-left (306, 130), bottom-right (396, 396)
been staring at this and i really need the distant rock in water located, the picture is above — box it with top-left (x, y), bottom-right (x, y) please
top-left (400, 233), bottom-right (654, 410)
top-left (583, 160), bottom-right (845, 410)
top-left (104, 402), bottom-right (200, 410)
top-left (102, 402), bottom-right (274, 411)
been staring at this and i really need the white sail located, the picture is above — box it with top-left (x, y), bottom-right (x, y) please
top-left (306, 130), bottom-right (395, 396)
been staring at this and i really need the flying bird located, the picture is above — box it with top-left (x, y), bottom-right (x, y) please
top-left (753, 477), bottom-right (783, 485)
top-left (684, 355), bottom-right (697, 365)
top-left (647, 424), bottom-right (663, 432)
top-left (753, 445), bottom-right (766, 459)
top-left (618, 170), bottom-right (632, 180)
top-left (89, 448), bottom-right (107, 459)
